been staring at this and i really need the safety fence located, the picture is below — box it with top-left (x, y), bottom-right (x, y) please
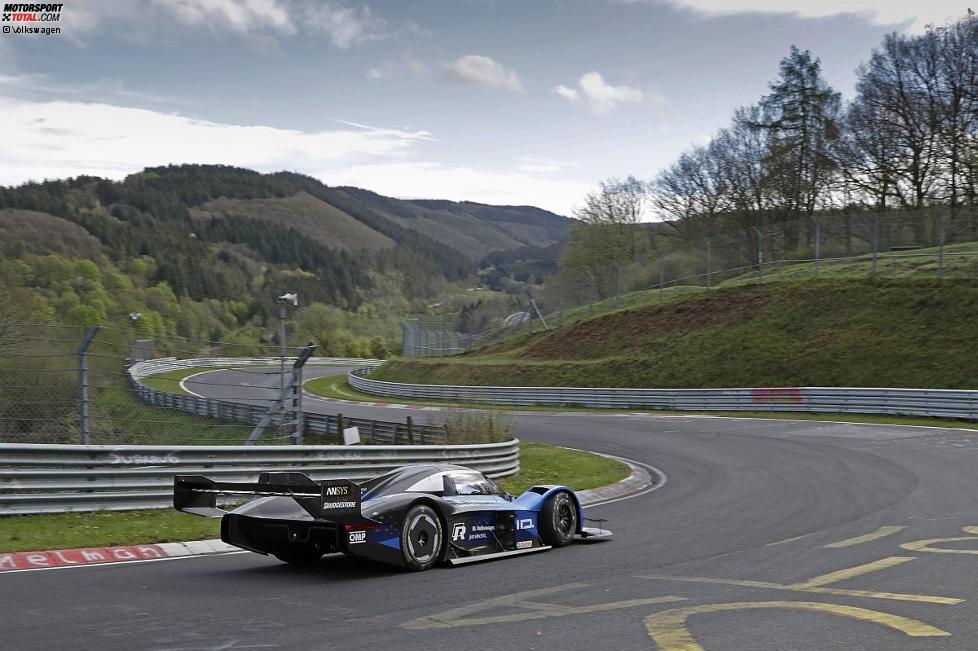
top-left (349, 369), bottom-right (978, 421)
top-left (0, 439), bottom-right (520, 515)
top-left (128, 357), bottom-right (443, 445)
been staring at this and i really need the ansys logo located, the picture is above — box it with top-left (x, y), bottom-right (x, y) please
top-left (2, 3), bottom-right (63, 22)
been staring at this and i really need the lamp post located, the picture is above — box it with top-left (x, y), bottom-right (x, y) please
top-left (128, 312), bottom-right (141, 365)
top-left (276, 293), bottom-right (298, 396)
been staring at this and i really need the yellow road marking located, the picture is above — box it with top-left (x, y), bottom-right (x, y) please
top-left (644, 600), bottom-right (950, 650)
top-left (642, 574), bottom-right (961, 604)
top-left (793, 556), bottom-right (914, 587)
top-left (642, 557), bottom-right (962, 605)
top-left (401, 582), bottom-right (686, 630)
top-left (824, 526), bottom-right (906, 548)
top-left (901, 537), bottom-right (978, 555)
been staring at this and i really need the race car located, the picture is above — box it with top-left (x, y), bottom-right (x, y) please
top-left (174, 464), bottom-right (611, 570)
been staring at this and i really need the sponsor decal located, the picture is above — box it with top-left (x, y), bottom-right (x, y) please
top-left (324, 485), bottom-right (350, 497)
top-left (752, 387), bottom-right (803, 404)
top-left (109, 451), bottom-right (179, 465)
top-left (472, 524), bottom-right (495, 532)
top-left (516, 540), bottom-right (533, 549)
top-left (451, 523), bottom-right (467, 542)
top-left (348, 531), bottom-right (367, 544)
top-left (0, 544), bottom-right (165, 571)
top-left (517, 518), bottom-right (534, 531)
top-left (321, 501), bottom-right (357, 509)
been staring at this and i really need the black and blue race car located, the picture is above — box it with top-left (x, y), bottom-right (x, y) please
top-left (174, 464), bottom-right (611, 570)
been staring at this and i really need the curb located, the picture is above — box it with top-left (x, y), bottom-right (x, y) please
top-left (1, 455), bottom-right (661, 573)
top-left (575, 455), bottom-right (658, 506)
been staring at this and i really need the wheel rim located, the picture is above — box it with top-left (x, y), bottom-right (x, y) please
top-left (406, 512), bottom-right (439, 563)
top-left (555, 498), bottom-right (575, 537)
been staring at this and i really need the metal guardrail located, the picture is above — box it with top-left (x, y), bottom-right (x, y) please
top-left (349, 369), bottom-right (978, 420)
top-left (128, 356), bottom-right (384, 382)
top-left (0, 440), bottom-right (520, 514)
top-left (127, 357), bottom-right (442, 444)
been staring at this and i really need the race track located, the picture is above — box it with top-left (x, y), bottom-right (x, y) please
top-left (5, 367), bottom-right (978, 650)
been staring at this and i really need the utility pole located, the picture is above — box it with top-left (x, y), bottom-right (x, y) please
top-left (277, 292), bottom-right (298, 399)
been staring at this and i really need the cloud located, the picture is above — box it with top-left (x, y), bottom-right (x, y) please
top-left (325, 162), bottom-right (591, 215)
top-left (64, 0), bottom-right (395, 48)
top-left (366, 57), bottom-right (427, 80)
top-left (443, 55), bottom-right (523, 93)
top-left (553, 71), bottom-right (661, 114)
top-left (0, 96), bottom-right (432, 186)
top-left (659, 1), bottom-right (968, 31)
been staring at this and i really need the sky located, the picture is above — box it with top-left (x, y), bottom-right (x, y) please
top-left (0, 0), bottom-right (972, 216)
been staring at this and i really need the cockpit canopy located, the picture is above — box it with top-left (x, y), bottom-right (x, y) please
top-left (360, 464), bottom-right (504, 500)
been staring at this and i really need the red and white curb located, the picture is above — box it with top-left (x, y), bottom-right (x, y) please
top-left (0, 539), bottom-right (239, 573)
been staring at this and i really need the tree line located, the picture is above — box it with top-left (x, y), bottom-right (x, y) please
top-left (562, 12), bottom-right (978, 295)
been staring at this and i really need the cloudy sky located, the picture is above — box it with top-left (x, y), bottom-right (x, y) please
top-left (0, 1), bottom-right (971, 215)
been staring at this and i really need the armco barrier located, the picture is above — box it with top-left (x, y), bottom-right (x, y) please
top-left (127, 357), bottom-right (443, 444)
top-left (0, 439), bottom-right (520, 514)
top-left (348, 369), bottom-right (978, 421)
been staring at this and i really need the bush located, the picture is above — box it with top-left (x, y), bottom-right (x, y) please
top-left (438, 410), bottom-right (513, 444)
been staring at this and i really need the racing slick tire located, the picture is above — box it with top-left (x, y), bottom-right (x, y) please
top-left (540, 490), bottom-right (577, 547)
top-left (401, 504), bottom-right (443, 571)
top-left (273, 548), bottom-right (323, 566)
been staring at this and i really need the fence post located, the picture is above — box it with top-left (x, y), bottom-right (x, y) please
top-left (705, 237), bottom-right (712, 288)
top-left (872, 214), bottom-right (880, 274)
top-left (77, 325), bottom-right (100, 445)
top-left (407, 416), bottom-right (415, 444)
top-left (558, 283), bottom-right (564, 327)
top-left (753, 227), bottom-right (764, 284)
top-left (615, 264), bottom-right (622, 309)
top-left (814, 221), bottom-right (821, 275)
top-left (659, 264), bottom-right (665, 296)
top-left (938, 212), bottom-right (945, 276)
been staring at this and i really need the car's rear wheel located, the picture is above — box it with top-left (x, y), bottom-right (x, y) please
top-left (540, 491), bottom-right (577, 547)
top-left (401, 504), bottom-right (443, 571)
top-left (274, 548), bottom-right (323, 566)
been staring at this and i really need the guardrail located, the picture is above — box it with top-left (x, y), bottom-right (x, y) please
top-left (128, 356), bottom-right (384, 382)
top-left (127, 357), bottom-right (442, 444)
top-left (349, 369), bottom-right (978, 421)
top-left (0, 439), bottom-right (520, 514)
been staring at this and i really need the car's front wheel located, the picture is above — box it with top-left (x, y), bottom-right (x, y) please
top-left (540, 491), bottom-right (577, 547)
top-left (401, 504), bottom-right (443, 571)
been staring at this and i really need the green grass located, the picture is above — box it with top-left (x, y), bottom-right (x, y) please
top-left (372, 277), bottom-right (978, 391)
top-left (139, 367), bottom-right (228, 395)
top-left (0, 509), bottom-right (221, 553)
top-left (497, 442), bottom-right (629, 495)
top-left (0, 443), bottom-right (627, 552)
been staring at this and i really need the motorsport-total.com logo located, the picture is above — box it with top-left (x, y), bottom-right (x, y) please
top-left (2, 3), bottom-right (63, 35)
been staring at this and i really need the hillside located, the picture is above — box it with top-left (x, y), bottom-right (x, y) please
top-left (0, 164), bottom-right (570, 351)
top-left (371, 277), bottom-right (978, 390)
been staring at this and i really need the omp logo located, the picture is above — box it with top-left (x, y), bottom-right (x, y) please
top-left (517, 518), bottom-right (534, 530)
top-left (348, 531), bottom-right (366, 544)
top-left (452, 523), bottom-right (467, 541)
top-left (516, 540), bottom-right (533, 549)
top-left (324, 485), bottom-right (349, 496)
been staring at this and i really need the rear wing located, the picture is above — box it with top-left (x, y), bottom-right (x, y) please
top-left (174, 472), bottom-right (365, 522)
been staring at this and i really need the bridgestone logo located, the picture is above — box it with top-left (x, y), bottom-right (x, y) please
top-left (321, 501), bottom-right (356, 509)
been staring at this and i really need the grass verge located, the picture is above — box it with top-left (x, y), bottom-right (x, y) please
top-left (0, 443), bottom-right (629, 553)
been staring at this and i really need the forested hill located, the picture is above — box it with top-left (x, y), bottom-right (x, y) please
top-left (0, 164), bottom-right (570, 345)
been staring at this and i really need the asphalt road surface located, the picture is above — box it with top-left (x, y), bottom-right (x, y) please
top-left (5, 367), bottom-right (978, 650)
